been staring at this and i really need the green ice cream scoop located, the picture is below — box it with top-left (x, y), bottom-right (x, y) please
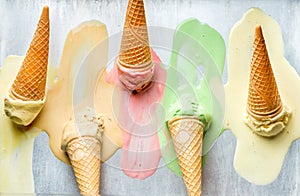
top-left (158, 18), bottom-right (226, 176)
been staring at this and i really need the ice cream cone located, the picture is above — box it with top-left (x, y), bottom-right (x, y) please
top-left (10, 6), bottom-right (49, 101)
top-left (66, 136), bottom-right (101, 196)
top-left (3, 6), bottom-right (49, 126)
top-left (117, 0), bottom-right (153, 93)
top-left (168, 116), bottom-right (203, 196)
top-left (61, 108), bottom-right (103, 195)
top-left (247, 25), bottom-right (283, 120)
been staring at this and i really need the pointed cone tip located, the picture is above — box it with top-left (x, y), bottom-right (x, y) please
top-left (255, 25), bottom-right (263, 39)
top-left (40, 6), bottom-right (49, 21)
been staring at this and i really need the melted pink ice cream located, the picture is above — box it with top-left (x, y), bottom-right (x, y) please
top-left (106, 49), bottom-right (166, 179)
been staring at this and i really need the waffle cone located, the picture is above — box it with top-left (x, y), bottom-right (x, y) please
top-left (247, 26), bottom-right (283, 120)
top-left (10, 6), bottom-right (49, 101)
top-left (168, 116), bottom-right (203, 196)
top-left (118, 0), bottom-right (152, 72)
top-left (66, 136), bottom-right (101, 196)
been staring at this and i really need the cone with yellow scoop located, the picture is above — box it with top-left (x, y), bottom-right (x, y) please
top-left (117, 0), bottom-right (154, 93)
top-left (4, 6), bottom-right (50, 126)
top-left (244, 25), bottom-right (290, 137)
top-left (168, 116), bottom-right (204, 196)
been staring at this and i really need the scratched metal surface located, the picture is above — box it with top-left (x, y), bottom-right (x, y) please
top-left (1, 0), bottom-right (300, 195)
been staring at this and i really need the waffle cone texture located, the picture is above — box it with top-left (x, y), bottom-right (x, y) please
top-left (66, 136), bottom-right (101, 196)
top-left (10, 6), bottom-right (49, 101)
top-left (247, 26), bottom-right (283, 120)
top-left (118, 0), bottom-right (152, 70)
top-left (117, 0), bottom-right (153, 93)
top-left (168, 116), bottom-right (203, 196)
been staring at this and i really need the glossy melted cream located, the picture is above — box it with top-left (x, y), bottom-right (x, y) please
top-left (32, 20), bottom-right (122, 164)
top-left (106, 49), bottom-right (166, 179)
top-left (0, 56), bottom-right (40, 193)
top-left (95, 69), bottom-right (123, 161)
top-left (0, 21), bottom-right (125, 192)
top-left (225, 8), bottom-right (300, 185)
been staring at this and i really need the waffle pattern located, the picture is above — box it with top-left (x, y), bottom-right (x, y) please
top-left (10, 7), bottom-right (49, 101)
top-left (168, 116), bottom-right (203, 196)
top-left (67, 136), bottom-right (101, 196)
top-left (118, 0), bottom-right (152, 69)
top-left (247, 26), bottom-right (282, 120)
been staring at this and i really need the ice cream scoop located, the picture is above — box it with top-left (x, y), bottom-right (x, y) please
top-left (244, 25), bottom-right (290, 137)
top-left (4, 6), bottom-right (49, 126)
top-left (61, 107), bottom-right (103, 196)
top-left (117, 0), bottom-right (154, 93)
top-left (168, 116), bottom-right (203, 196)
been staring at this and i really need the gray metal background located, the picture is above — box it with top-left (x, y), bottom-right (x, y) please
top-left (1, 0), bottom-right (300, 195)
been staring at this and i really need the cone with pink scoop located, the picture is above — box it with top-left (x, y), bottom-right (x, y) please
top-left (117, 0), bottom-right (154, 93)
top-left (61, 108), bottom-right (103, 195)
top-left (168, 115), bottom-right (204, 196)
top-left (4, 6), bottom-right (50, 126)
top-left (244, 25), bottom-right (290, 137)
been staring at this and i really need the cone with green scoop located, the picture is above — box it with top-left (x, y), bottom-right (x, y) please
top-left (158, 19), bottom-right (226, 195)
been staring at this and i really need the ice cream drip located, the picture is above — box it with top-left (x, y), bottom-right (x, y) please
top-left (0, 56), bottom-right (39, 193)
top-left (32, 20), bottom-right (117, 165)
top-left (106, 48), bottom-right (166, 179)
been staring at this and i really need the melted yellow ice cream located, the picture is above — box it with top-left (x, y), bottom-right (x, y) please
top-left (0, 20), bottom-right (123, 193)
top-left (225, 8), bottom-right (300, 184)
top-left (0, 56), bottom-right (40, 193)
top-left (32, 20), bottom-right (123, 164)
